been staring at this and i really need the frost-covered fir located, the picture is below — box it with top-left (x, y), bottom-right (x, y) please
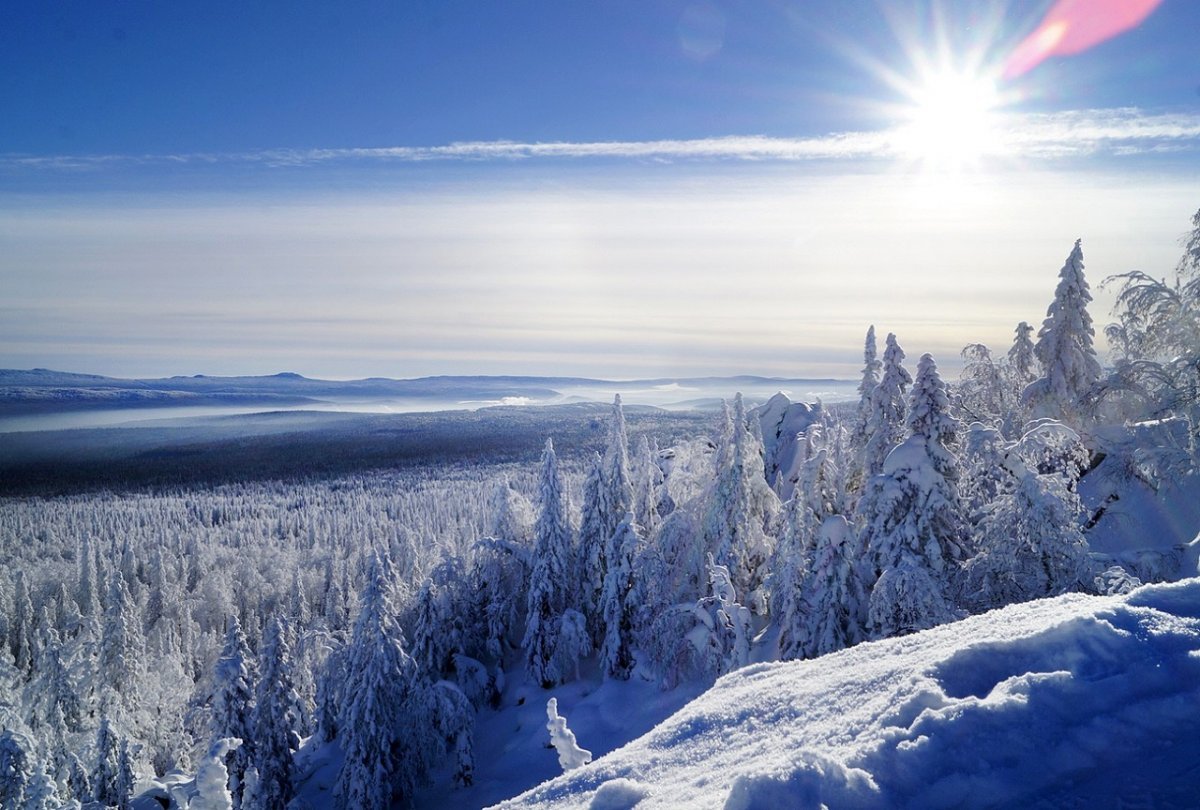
top-left (599, 514), bottom-right (642, 680)
top-left (860, 355), bottom-right (966, 638)
top-left (599, 395), bottom-right (635, 544)
top-left (250, 616), bottom-right (299, 810)
top-left (964, 434), bottom-right (1092, 611)
top-left (522, 438), bottom-right (578, 689)
top-left (848, 325), bottom-right (882, 477)
top-left (688, 554), bottom-right (752, 677)
top-left (702, 395), bottom-right (777, 613)
top-left (1024, 239), bottom-right (1102, 427)
top-left (577, 452), bottom-right (608, 645)
top-left (210, 617), bottom-right (256, 810)
top-left (861, 332), bottom-right (912, 479)
top-left (775, 426), bottom-right (845, 660)
top-left (794, 515), bottom-right (865, 658)
top-left (333, 557), bottom-right (431, 810)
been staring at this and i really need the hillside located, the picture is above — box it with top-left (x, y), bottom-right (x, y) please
top-left (496, 578), bottom-right (1200, 810)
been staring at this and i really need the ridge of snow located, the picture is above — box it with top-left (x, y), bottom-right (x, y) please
top-left (495, 578), bottom-right (1200, 809)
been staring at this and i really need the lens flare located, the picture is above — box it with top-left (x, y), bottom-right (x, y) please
top-left (1003, 0), bottom-right (1164, 79)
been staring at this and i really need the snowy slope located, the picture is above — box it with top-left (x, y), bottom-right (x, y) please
top-left (496, 578), bottom-right (1200, 810)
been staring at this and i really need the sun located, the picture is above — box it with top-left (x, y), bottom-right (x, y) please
top-left (895, 68), bottom-right (1002, 171)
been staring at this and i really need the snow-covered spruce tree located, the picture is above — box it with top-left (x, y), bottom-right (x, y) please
top-left (31, 627), bottom-right (82, 742)
top-left (772, 508), bottom-right (813, 662)
top-left (600, 514), bottom-right (642, 680)
top-left (1023, 239), bottom-right (1102, 427)
top-left (907, 353), bottom-right (960, 471)
top-left (411, 577), bottom-right (445, 676)
top-left (21, 759), bottom-right (57, 810)
top-left (91, 715), bottom-right (134, 810)
top-left (471, 481), bottom-right (534, 664)
top-left (599, 394), bottom-right (635, 544)
top-left (99, 571), bottom-right (144, 704)
top-left (552, 609), bottom-right (590, 684)
top-left (1007, 321), bottom-right (1038, 392)
top-left (418, 556), bottom-right (470, 678)
top-left (210, 616), bottom-right (256, 809)
top-left (188, 738), bottom-right (241, 810)
top-left (848, 325), bottom-right (882, 478)
top-left (959, 422), bottom-right (1014, 525)
top-left (334, 557), bottom-right (430, 810)
top-left (963, 455), bottom-right (1091, 611)
top-left (0, 729), bottom-right (31, 808)
top-left (63, 750), bottom-right (91, 804)
top-left (9, 571), bottom-right (34, 678)
top-left (577, 452), bottom-right (607, 645)
top-left (860, 332), bottom-right (912, 480)
top-left (488, 478), bottom-right (534, 549)
top-left (77, 535), bottom-right (102, 620)
top-left (703, 394), bottom-right (777, 613)
top-left (633, 435), bottom-right (667, 537)
top-left (794, 515), bottom-right (866, 658)
top-left (861, 356), bottom-right (967, 638)
top-left (523, 438), bottom-right (576, 689)
top-left (471, 540), bottom-right (528, 664)
top-left (250, 616), bottom-right (298, 810)
top-left (689, 554), bottom-right (752, 677)
top-left (775, 428), bottom-right (844, 660)
top-left (429, 680), bottom-right (475, 788)
top-left (632, 508), bottom-right (710, 687)
top-left (313, 638), bottom-right (348, 743)
top-left (583, 394), bottom-right (640, 653)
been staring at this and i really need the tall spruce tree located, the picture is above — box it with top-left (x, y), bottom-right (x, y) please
top-left (861, 355), bottom-right (965, 638)
top-left (795, 515), bottom-right (865, 658)
top-left (523, 438), bottom-right (576, 688)
top-left (1024, 239), bottom-right (1102, 426)
top-left (861, 332), bottom-right (913, 480)
top-left (211, 616), bottom-right (256, 809)
top-left (599, 514), bottom-right (642, 680)
top-left (251, 617), bottom-right (298, 810)
top-left (334, 557), bottom-right (428, 810)
top-left (599, 395), bottom-right (634, 542)
top-left (703, 394), bottom-right (776, 611)
top-left (577, 452), bottom-right (607, 644)
top-left (849, 325), bottom-right (882, 462)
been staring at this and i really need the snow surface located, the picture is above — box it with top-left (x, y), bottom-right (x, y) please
top-left (495, 578), bottom-right (1200, 809)
top-left (410, 664), bottom-right (704, 810)
top-left (1080, 456), bottom-right (1200, 581)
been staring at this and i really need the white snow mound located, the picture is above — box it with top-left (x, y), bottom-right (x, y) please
top-left (494, 579), bottom-right (1200, 809)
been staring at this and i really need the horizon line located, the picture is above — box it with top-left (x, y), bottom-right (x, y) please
top-left (4, 107), bottom-right (1199, 171)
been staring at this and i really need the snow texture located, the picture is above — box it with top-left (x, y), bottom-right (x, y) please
top-left (495, 578), bottom-right (1200, 809)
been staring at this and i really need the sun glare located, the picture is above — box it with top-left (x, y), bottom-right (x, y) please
top-left (896, 69), bottom-right (1001, 171)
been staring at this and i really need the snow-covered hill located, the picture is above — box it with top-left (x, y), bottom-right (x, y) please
top-left (496, 578), bottom-right (1200, 810)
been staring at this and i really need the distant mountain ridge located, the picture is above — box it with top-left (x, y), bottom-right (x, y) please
top-left (0, 368), bottom-right (850, 401)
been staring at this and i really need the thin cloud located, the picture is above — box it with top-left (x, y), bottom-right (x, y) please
top-left (3, 108), bottom-right (1198, 170)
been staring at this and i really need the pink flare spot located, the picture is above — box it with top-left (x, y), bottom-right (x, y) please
top-left (1002, 0), bottom-right (1163, 79)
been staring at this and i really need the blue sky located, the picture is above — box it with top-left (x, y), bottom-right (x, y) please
top-left (3, 1), bottom-right (1199, 379)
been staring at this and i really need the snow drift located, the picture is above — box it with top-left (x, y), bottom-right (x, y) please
top-left (496, 577), bottom-right (1200, 809)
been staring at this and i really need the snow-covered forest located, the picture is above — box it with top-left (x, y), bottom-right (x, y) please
top-left (2, 208), bottom-right (1199, 809)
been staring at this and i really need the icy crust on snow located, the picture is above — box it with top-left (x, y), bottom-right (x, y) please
top-left (495, 579), bottom-right (1200, 809)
